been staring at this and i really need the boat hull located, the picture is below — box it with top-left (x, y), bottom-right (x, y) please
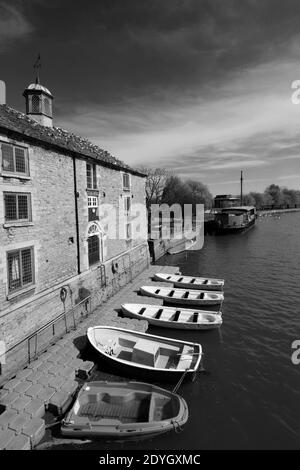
top-left (87, 326), bottom-right (202, 382)
top-left (173, 281), bottom-right (221, 290)
top-left (154, 273), bottom-right (224, 291)
top-left (215, 217), bottom-right (256, 235)
top-left (61, 381), bottom-right (188, 439)
top-left (140, 286), bottom-right (223, 306)
top-left (122, 304), bottom-right (222, 330)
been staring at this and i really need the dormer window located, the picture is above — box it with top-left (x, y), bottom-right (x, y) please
top-left (122, 172), bottom-right (131, 191)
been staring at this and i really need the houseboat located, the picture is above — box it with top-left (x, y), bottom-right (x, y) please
top-left (214, 206), bottom-right (257, 234)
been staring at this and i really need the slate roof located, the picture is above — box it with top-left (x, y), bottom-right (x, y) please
top-left (0, 104), bottom-right (144, 177)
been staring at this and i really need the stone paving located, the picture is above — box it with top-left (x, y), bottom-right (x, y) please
top-left (0, 263), bottom-right (178, 450)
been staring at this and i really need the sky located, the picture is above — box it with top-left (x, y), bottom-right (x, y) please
top-left (1, 0), bottom-right (300, 195)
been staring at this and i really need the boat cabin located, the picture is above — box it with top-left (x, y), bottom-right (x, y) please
top-left (215, 206), bottom-right (256, 229)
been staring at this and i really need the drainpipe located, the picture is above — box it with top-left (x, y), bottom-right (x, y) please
top-left (73, 156), bottom-right (81, 274)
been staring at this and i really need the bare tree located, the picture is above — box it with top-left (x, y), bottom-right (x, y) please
top-left (137, 166), bottom-right (169, 209)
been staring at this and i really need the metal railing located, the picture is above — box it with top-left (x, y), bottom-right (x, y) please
top-left (0, 245), bottom-right (150, 385)
top-left (0, 296), bottom-right (91, 385)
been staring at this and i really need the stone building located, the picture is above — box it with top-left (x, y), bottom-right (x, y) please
top-left (0, 78), bottom-right (149, 366)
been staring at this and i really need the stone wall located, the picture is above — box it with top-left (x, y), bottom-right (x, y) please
top-left (0, 131), bottom-right (149, 352)
top-left (0, 241), bottom-right (150, 383)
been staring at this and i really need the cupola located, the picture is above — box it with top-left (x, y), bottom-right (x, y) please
top-left (23, 54), bottom-right (53, 127)
top-left (23, 74), bottom-right (53, 128)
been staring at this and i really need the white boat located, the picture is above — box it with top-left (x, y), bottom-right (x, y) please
top-left (122, 303), bottom-right (222, 330)
top-left (140, 286), bottom-right (224, 306)
top-left (167, 237), bottom-right (198, 255)
top-left (87, 326), bottom-right (202, 380)
top-left (154, 273), bottom-right (224, 291)
top-left (61, 381), bottom-right (188, 439)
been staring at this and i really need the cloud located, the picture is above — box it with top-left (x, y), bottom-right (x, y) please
top-left (57, 50), bottom-right (300, 164)
top-left (4, 0), bottom-right (297, 194)
top-left (0, 3), bottom-right (33, 50)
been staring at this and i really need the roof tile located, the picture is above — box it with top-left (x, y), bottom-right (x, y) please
top-left (0, 104), bottom-right (143, 176)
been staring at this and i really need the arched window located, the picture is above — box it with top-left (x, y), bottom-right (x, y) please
top-left (31, 95), bottom-right (40, 113)
top-left (87, 223), bottom-right (103, 266)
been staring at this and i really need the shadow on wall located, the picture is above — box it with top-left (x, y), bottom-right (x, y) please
top-left (75, 286), bottom-right (91, 305)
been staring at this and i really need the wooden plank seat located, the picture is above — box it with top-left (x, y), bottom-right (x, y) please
top-left (79, 398), bottom-right (150, 423)
top-left (176, 345), bottom-right (196, 370)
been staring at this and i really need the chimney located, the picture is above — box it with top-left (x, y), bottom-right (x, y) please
top-left (0, 80), bottom-right (6, 105)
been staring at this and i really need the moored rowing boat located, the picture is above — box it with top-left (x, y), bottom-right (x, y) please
top-left (140, 285), bottom-right (224, 306)
top-left (87, 326), bottom-right (202, 380)
top-left (154, 273), bottom-right (224, 290)
top-left (61, 381), bottom-right (189, 439)
top-left (122, 303), bottom-right (222, 330)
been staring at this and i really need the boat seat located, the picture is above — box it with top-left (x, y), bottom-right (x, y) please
top-left (79, 398), bottom-right (150, 423)
top-left (176, 345), bottom-right (196, 370)
top-left (159, 311), bottom-right (172, 321)
top-left (155, 355), bottom-right (170, 369)
top-left (132, 339), bottom-right (159, 367)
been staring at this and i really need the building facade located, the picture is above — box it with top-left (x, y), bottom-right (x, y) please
top-left (0, 79), bottom-right (149, 361)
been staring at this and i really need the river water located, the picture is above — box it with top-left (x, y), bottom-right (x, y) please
top-left (151, 212), bottom-right (300, 450)
top-left (48, 212), bottom-right (300, 450)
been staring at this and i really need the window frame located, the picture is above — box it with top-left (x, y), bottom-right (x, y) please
top-left (122, 172), bottom-right (131, 191)
top-left (1, 142), bottom-right (30, 177)
top-left (4, 192), bottom-right (32, 223)
top-left (7, 246), bottom-right (35, 295)
top-left (87, 196), bottom-right (98, 208)
top-left (86, 162), bottom-right (97, 190)
top-left (123, 195), bottom-right (131, 214)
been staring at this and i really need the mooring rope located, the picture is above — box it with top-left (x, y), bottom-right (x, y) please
top-left (172, 368), bottom-right (190, 394)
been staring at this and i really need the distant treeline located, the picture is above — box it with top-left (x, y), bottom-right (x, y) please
top-left (241, 184), bottom-right (300, 209)
top-left (137, 167), bottom-right (300, 211)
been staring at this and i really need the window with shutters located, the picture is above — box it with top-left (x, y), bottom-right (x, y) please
top-left (1, 142), bottom-right (29, 176)
top-left (122, 172), bottom-right (131, 190)
top-left (86, 163), bottom-right (97, 189)
top-left (4, 193), bottom-right (32, 223)
top-left (7, 247), bottom-right (34, 294)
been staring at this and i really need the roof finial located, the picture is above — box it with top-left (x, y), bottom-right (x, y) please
top-left (33, 53), bottom-right (41, 84)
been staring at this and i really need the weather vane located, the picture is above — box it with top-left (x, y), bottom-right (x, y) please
top-left (33, 54), bottom-right (42, 84)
